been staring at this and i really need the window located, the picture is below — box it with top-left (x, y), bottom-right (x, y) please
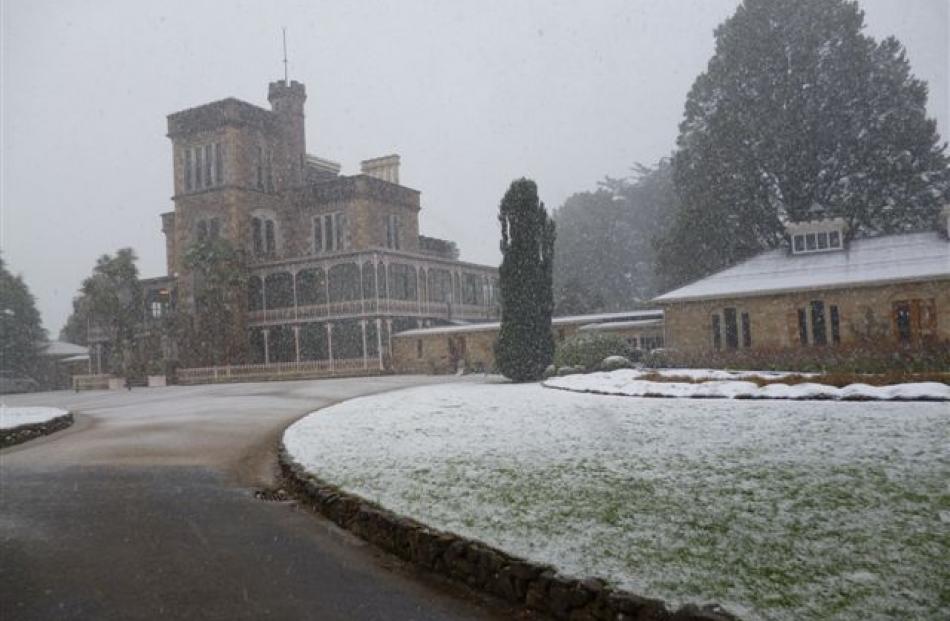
top-left (416, 339), bottom-right (423, 359)
top-left (264, 220), bottom-right (276, 254)
top-left (724, 307), bottom-right (738, 349)
top-left (150, 301), bottom-right (165, 318)
top-left (817, 232), bottom-right (828, 250)
top-left (798, 308), bottom-right (808, 345)
top-left (256, 146), bottom-right (264, 190)
top-left (830, 305), bottom-right (840, 344)
top-left (711, 314), bottom-right (722, 350)
top-left (829, 231), bottom-right (841, 248)
top-left (386, 214), bottom-right (401, 249)
top-left (811, 300), bottom-right (827, 345)
top-left (184, 149), bottom-right (193, 191)
top-left (794, 234), bottom-right (804, 252)
top-left (214, 143), bottom-right (223, 185)
top-left (805, 233), bottom-right (817, 251)
top-left (894, 301), bottom-right (912, 344)
top-left (204, 145), bottom-right (213, 188)
top-left (313, 217), bottom-right (323, 253)
top-left (265, 149), bottom-right (274, 192)
top-left (315, 212), bottom-right (344, 253)
top-left (183, 144), bottom-right (224, 192)
top-left (194, 146), bottom-right (203, 188)
top-left (252, 217), bottom-right (263, 255)
top-left (741, 312), bottom-right (751, 348)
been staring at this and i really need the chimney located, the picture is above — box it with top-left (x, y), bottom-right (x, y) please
top-left (360, 154), bottom-right (400, 185)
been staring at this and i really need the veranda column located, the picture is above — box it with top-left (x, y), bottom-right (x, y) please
top-left (324, 263), bottom-right (331, 317)
top-left (293, 325), bottom-right (301, 364)
top-left (262, 328), bottom-right (271, 365)
top-left (385, 319), bottom-right (393, 368)
top-left (375, 318), bottom-right (384, 370)
top-left (291, 270), bottom-right (299, 321)
top-left (360, 320), bottom-right (368, 369)
top-left (359, 259), bottom-right (365, 315)
top-left (326, 322), bottom-right (334, 372)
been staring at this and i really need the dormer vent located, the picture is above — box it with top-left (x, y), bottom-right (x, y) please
top-left (785, 217), bottom-right (848, 255)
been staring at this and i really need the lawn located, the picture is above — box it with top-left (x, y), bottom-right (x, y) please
top-left (283, 380), bottom-right (949, 621)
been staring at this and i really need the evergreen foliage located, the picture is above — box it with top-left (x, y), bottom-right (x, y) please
top-left (180, 238), bottom-right (249, 366)
top-left (61, 249), bottom-right (143, 374)
top-left (494, 178), bottom-right (556, 381)
top-left (0, 256), bottom-right (46, 377)
top-left (554, 160), bottom-right (677, 311)
top-left (657, 0), bottom-right (950, 291)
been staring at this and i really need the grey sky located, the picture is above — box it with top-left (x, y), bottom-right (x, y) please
top-left (2, 0), bottom-right (947, 335)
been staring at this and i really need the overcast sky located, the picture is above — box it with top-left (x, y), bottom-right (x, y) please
top-left (2, 0), bottom-right (947, 335)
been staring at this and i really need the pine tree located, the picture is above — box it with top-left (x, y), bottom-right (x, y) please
top-left (658, 0), bottom-right (950, 290)
top-left (494, 178), bottom-right (556, 381)
top-left (0, 256), bottom-right (46, 377)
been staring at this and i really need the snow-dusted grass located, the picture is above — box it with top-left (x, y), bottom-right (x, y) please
top-left (284, 380), bottom-right (949, 621)
top-left (545, 368), bottom-right (950, 401)
top-left (0, 405), bottom-right (69, 429)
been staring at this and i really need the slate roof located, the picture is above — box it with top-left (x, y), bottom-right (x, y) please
top-left (653, 231), bottom-right (950, 303)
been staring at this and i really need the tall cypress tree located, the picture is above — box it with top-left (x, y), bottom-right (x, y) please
top-left (657, 0), bottom-right (950, 291)
top-left (0, 256), bottom-right (46, 378)
top-left (494, 178), bottom-right (556, 381)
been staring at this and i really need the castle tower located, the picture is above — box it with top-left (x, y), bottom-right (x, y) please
top-left (268, 80), bottom-right (307, 187)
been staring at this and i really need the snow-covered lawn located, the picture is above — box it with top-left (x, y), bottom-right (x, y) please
top-left (0, 405), bottom-right (69, 429)
top-left (284, 380), bottom-right (948, 621)
top-left (545, 368), bottom-right (950, 401)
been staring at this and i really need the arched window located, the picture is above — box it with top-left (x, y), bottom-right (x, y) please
top-left (251, 215), bottom-right (277, 257)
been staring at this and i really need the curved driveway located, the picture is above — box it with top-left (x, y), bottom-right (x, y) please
top-left (0, 376), bottom-right (511, 621)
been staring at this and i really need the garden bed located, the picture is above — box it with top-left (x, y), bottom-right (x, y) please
top-left (0, 406), bottom-right (74, 448)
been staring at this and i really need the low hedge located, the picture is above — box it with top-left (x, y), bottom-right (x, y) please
top-left (554, 333), bottom-right (635, 371)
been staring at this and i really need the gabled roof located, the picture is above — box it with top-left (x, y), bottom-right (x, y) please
top-left (653, 231), bottom-right (950, 304)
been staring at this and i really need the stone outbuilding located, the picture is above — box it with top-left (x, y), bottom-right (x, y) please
top-left (653, 209), bottom-right (950, 356)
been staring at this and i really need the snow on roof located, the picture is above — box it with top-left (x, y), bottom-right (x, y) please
top-left (578, 319), bottom-right (664, 332)
top-left (41, 341), bottom-right (89, 357)
top-left (394, 309), bottom-right (664, 338)
top-left (60, 354), bottom-right (90, 363)
top-left (653, 231), bottom-right (950, 303)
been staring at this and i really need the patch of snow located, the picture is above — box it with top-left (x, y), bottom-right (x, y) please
top-left (0, 405), bottom-right (69, 429)
top-left (544, 370), bottom-right (949, 401)
top-left (284, 381), bottom-right (948, 620)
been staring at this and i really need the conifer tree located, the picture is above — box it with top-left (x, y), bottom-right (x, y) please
top-left (494, 178), bottom-right (556, 381)
top-left (657, 0), bottom-right (950, 290)
top-left (0, 256), bottom-right (46, 377)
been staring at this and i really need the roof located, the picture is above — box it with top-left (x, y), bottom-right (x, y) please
top-left (394, 309), bottom-right (664, 339)
top-left (578, 319), bottom-right (664, 332)
top-left (653, 231), bottom-right (950, 304)
top-left (42, 341), bottom-right (89, 357)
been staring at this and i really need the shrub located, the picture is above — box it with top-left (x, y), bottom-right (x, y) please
top-left (554, 333), bottom-right (635, 371)
top-left (599, 355), bottom-right (633, 371)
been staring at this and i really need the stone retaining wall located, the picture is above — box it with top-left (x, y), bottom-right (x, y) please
top-left (1, 412), bottom-right (74, 449)
top-left (279, 446), bottom-right (739, 621)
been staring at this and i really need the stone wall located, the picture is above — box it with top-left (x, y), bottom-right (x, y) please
top-left (279, 447), bottom-right (738, 621)
top-left (661, 279), bottom-right (950, 355)
top-left (1, 412), bottom-right (74, 449)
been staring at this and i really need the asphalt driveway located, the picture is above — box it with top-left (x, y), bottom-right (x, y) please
top-left (0, 376), bottom-right (511, 620)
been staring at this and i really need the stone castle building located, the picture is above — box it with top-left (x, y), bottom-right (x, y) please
top-left (149, 79), bottom-right (499, 371)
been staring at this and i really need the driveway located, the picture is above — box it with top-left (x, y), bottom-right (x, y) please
top-left (0, 376), bottom-right (512, 620)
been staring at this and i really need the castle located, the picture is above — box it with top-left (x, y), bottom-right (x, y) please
top-left (143, 79), bottom-right (499, 372)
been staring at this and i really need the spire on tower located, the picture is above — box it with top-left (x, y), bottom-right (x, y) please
top-left (282, 27), bottom-right (289, 85)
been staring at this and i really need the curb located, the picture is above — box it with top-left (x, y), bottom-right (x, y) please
top-left (279, 444), bottom-right (739, 621)
top-left (1, 412), bottom-right (74, 449)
